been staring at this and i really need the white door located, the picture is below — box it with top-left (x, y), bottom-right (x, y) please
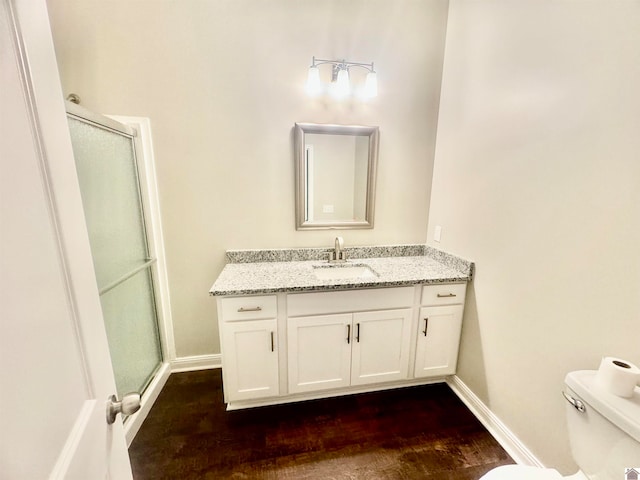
top-left (221, 319), bottom-right (279, 402)
top-left (0, 1), bottom-right (132, 478)
top-left (351, 309), bottom-right (413, 386)
top-left (414, 305), bottom-right (464, 378)
top-left (287, 314), bottom-right (352, 393)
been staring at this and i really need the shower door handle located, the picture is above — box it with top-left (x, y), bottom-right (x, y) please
top-left (106, 392), bottom-right (141, 424)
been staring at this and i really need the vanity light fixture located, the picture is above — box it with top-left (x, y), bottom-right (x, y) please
top-left (305, 56), bottom-right (378, 99)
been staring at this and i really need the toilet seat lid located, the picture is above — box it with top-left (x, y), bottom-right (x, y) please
top-left (481, 465), bottom-right (563, 480)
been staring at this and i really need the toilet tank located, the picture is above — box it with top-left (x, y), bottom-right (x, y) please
top-left (564, 370), bottom-right (640, 480)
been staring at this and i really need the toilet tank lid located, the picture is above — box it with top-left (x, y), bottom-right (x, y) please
top-left (565, 370), bottom-right (640, 443)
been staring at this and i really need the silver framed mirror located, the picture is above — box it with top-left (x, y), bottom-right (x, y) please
top-left (294, 123), bottom-right (379, 230)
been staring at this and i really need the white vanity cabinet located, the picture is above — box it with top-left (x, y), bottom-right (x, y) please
top-left (218, 295), bottom-right (279, 402)
top-left (215, 282), bottom-right (468, 409)
top-left (287, 287), bottom-right (414, 394)
top-left (414, 283), bottom-right (466, 378)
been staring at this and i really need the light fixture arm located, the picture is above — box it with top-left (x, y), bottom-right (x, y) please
top-left (310, 56), bottom-right (376, 74)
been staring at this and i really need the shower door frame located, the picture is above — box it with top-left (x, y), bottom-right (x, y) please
top-left (66, 102), bottom-right (175, 444)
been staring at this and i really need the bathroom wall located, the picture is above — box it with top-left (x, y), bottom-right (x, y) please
top-left (47, 0), bottom-right (449, 357)
top-left (428, 0), bottom-right (640, 471)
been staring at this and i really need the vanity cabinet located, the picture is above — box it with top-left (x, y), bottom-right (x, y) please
top-left (216, 283), bottom-right (467, 409)
top-left (287, 308), bottom-right (413, 394)
top-left (414, 284), bottom-right (466, 378)
top-left (219, 295), bottom-right (279, 402)
top-left (286, 287), bottom-right (414, 394)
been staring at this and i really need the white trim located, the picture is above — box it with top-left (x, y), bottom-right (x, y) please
top-left (123, 362), bottom-right (171, 446)
top-left (171, 354), bottom-right (222, 373)
top-left (48, 401), bottom-right (95, 479)
top-left (446, 375), bottom-right (545, 467)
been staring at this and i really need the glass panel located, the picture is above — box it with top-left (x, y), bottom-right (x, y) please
top-left (67, 114), bottom-right (162, 398)
top-left (68, 117), bottom-right (149, 290)
top-left (100, 268), bottom-right (162, 396)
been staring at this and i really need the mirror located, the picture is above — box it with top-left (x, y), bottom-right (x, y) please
top-left (294, 123), bottom-right (379, 230)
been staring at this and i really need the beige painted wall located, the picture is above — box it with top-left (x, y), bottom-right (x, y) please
top-left (47, 0), bottom-right (449, 357)
top-left (429, 0), bottom-right (640, 472)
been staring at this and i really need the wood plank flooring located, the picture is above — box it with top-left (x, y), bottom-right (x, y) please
top-left (129, 370), bottom-right (513, 479)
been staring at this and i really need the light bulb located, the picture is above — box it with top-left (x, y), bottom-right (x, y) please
top-left (363, 71), bottom-right (378, 98)
top-left (305, 66), bottom-right (322, 96)
top-left (332, 68), bottom-right (350, 99)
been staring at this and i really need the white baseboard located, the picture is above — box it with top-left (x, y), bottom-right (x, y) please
top-left (170, 353), bottom-right (222, 373)
top-left (124, 362), bottom-right (171, 446)
top-left (446, 375), bottom-right (544, 467)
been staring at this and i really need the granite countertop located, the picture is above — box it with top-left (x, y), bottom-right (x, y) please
top-left (209, 245), bottom-right (473, 296)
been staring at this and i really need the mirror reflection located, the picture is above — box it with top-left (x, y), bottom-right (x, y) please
top-left (294, 123), bottom-right (379, 230)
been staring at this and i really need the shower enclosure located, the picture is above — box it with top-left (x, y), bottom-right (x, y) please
top-left (66, 103), bottom-right (166, 399)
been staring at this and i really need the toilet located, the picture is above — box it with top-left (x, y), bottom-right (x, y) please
top-left (481, 369), bottom-right (640, 480)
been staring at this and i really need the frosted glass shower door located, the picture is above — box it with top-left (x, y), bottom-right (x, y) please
top-left (67, 114), bottom-right (162, 397)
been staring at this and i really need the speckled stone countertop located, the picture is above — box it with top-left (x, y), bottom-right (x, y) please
top-left (209, 245), bottom-right (473, 296)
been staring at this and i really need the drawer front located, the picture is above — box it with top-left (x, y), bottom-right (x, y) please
top-left (221, 295), bottom-right (277, 321)
top-left (421, 283), bottom-right (466, 306)
top-left (287, 286), bottom-right (414, 317)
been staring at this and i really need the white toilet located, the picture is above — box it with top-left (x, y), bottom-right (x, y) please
top-left (481, 369), bottom-right (640, 480)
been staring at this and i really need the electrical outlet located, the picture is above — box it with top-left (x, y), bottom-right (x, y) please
top-left (434, 225), bottom-right (442, 242)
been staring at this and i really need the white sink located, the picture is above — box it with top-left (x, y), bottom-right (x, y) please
top-left (313, 264), bottom-right (378, 281)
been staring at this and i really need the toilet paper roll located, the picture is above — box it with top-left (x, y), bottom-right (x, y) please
top-left (594, 357), bottom-right (640, 398)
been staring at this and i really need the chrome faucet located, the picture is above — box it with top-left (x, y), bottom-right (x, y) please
top-left (329, 236), bottom-right (347, 263)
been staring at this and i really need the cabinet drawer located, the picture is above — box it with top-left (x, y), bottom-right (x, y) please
top-left (421, 283), bottom-right (466, 306)
top-left (221, 295), bottom-right (277, 321)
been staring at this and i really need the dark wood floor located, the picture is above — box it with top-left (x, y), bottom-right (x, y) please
top-left (129, 370), bottom-right (513, 479)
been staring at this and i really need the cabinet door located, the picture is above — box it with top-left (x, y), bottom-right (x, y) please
top-left (351, 309), bottom-right (413, 386)
top-left (288, 314), bottom-right (352, 394)
top-left (414, 305), bottom-right (463, 378)
top-left (221, 319), bottom-right (279, 402)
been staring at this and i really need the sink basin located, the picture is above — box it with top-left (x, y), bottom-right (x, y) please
top-left (313, 264), bottom-right (378, 281)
